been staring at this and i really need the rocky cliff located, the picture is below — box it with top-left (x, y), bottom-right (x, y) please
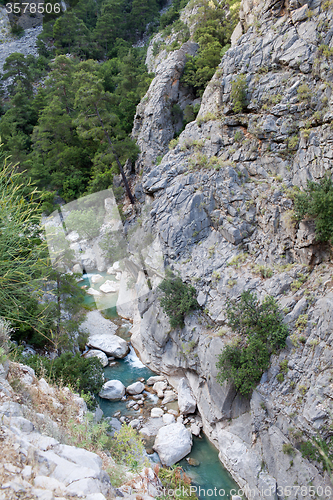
top-left (129, 0), bottom-right (333, 498)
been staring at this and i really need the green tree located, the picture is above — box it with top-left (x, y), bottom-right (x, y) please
top-left (53, 11), bottom-right (91, 57)
top-left (158, 271), bottom-right (199, 328)
top-left (294, 175), bottom-right (333, 243)
top-left (73, 66), bottom-right (135, 203)
top-left (230, 74), bottom-right (247, 113)
top-left (2, 52), bottom-right (34, 96)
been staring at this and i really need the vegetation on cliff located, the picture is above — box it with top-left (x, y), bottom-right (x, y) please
top-left (216, 291), bottom-right (288, 396)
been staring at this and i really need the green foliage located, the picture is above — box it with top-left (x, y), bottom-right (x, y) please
top-left (2, 52), bottom-right (33, 96)
top-left (23, 352), bottom-right (104, 400)
top-left (230, 74), bottom-right (247, 113)
top-left (159, 271), bottom-right (200, 328)
top-left (294, 175), bottom-right (333, 243)
top-left (282, 443), bottom-right (295, 456)
top-left (111, 423), bottom-right (147, 471)
top-left (181, 0), bottom-right (238, 96)
top-left (300, 437), bottom-right (333, 471)
top-left (216, 291), bottom-right (288, 396)
top-left (158, 466), bottom-right (198, 500)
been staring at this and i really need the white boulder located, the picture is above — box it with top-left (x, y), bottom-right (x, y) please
top-left (99, 280), bottom-right (120, 293)
top-left (178, 378), bottom-right (196, 414)
top-left (99, 380), bottom-right (125, 400)
top-left (126, 381), bottom-right (145, 395)
top-left (91, 274), bottom-right (103, 284)
top-left (87, 288), bottom-right (102, 296)
top-left (162, 413), bottom-right (175, 425)
top-left (151, 408), bottom-right (164, 418)
top-left (153, 423), bottom-right (192, 466)
top-left (147, 376), bottom-right (166, 386)
top-left (84, 350), bottom-right (108, 368)
top-left (87, 335), bottom-right (129, 358)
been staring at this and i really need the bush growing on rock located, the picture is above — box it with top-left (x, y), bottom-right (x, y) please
top-left (158, 271), bottom-right (200, 328)
top-left (293, 175), bottom-right (333, 243)
top-left (216, 291), bottom-right (288, 396)
top-left (23, 352), bottom-right (104, 404)
top-left (230, 74), bottom-right (247, 113)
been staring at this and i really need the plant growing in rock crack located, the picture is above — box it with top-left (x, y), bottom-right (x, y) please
top-left (230, 74), bottom-right (248, 113)
top-left (293, 175), bottom-right (333, 243)
top-left (216, 291), bottom-right (288, 396)
top-left (158, 270), bottom-right (200, 329)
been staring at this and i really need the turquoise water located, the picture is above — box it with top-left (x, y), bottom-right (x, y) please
top-left (80, 272), bottom-right (118, 318)
top-left (179, 435), bottom-right (238, 499)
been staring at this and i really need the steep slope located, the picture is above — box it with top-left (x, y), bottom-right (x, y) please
top-left (130, 0), bottom-right (333, 497)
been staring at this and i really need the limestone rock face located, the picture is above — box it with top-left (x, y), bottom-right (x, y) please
top-left (153, 423), bottom-right (192, 465)
top-left (132, 40), bottom-right (198, 172)
top-left (99, 380), bottom-right (126, 400)
top-left (130, 0), bottom-right (333, 494)
top-left (178, 378), bottom-right (197, 415)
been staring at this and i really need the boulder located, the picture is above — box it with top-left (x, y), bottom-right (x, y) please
top-left (87, 335), bottom-right (129, 358)
top-left (162, 413), bottom-right (175, 425)
top-left (87, 288), bottom-right (102, 296)
top-left (161, 390), bottom-right (177, 405)
top-left (99, 380), bottom-right (125, 400)
top-left (91, 274), bottom-right (103, 284)
top-left (153, 423), bottom-right (192, 466)
top-left (147, 376), bottom-right (166, 386)
top-left (84, 350), bottom-right (109, 367)
top-left (178, 378), bottom-right (196, 415)
top-left (81, 310), bottom-right (118, 337)
top-left (153, 380), bottom-right (167, 398)
top-left (99, 280), bottom-right (120, 294)
top-left (126, 381), bottom-right (145, 395)
top-left (151, 408), bottom-right (164, 418)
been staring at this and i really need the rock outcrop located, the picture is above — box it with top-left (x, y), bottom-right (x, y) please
top-left (153, 422), bottom-right (192, 466)
top-left (129, 0), bottom-right (333, 497)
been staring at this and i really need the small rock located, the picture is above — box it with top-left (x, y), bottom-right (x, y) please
top-left (162, 413), bottom-right (175, 425)
top-left (126, 381), bottom-right (145, 395)
top-left (151, 408), bottom-right (164, 418)
top-left (147, 376), bottom-right (166, 386)
top-left (186, 457), bottom-right (200, 466)
top-left (129, 419), bottom-right (141, 429)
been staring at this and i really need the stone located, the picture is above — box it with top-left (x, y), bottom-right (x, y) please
top-left (178, 378), bottom-right (196, 415)
top-left (186, 457), bottom-right (200, 466)
top-left (129, 419), bottom-right (141, 429)
top-left (99, 280), bottom-right (120, 294)
top-left (72, 263), bottom-right (83, 274)
top-left (81, 310), bottom-right (118, 337)
top-left (99, 380), bottom-right (126, 400)
top-left (34, 475), bottom-right (65, 494)
top-left (151, 408), bottom-right (164, 418)
top-left (84, 349), bottom-right (109, 367)
top-left (87, 334), bottom-right (129, 359)
top-left (153, 423), bottom-right (192, 466)
top-left (161, 390), bottom-right (177, 404)
top-left (87, 287), bottom-right (102, 296)
top-left (126, 381), bottom-right (145, 395)
top-left (162, 413), bottom-right (175, 425)
top-left (190, 423), bottom-right (201, 436)
top-left (147, 376), bottom-right (166, 386)
top-left (91, 274), bottom-right (103, 284)
top-left (153, 380), bottom-right (167, 397)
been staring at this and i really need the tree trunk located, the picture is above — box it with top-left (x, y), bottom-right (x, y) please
top-left (94, 104), bottom-right (135, 205)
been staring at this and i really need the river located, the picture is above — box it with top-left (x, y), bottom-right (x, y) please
top-left (81, 272), bottom-right (240, 500)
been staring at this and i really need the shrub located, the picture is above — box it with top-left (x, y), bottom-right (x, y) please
top-left (23, 352), bottom-right (104, 404)
top-left (294, 175), bottom-right (333, 243)
top-left (282, 443), bottom-right (295, 456)
top-left (158, 271), bottom-right (199, 328)
top-left (300, 437), bottom-right (333, 471)
top-left (277, 373), bottom-right (284, 382)
top-left (230, 74), bottom-right (247, 113)
top-left (253, 265), bottom-right (273, 278)
top-left (158, 466), bottom-right (198, 499)
top-left (216, 291), bottom-right (288, 396)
